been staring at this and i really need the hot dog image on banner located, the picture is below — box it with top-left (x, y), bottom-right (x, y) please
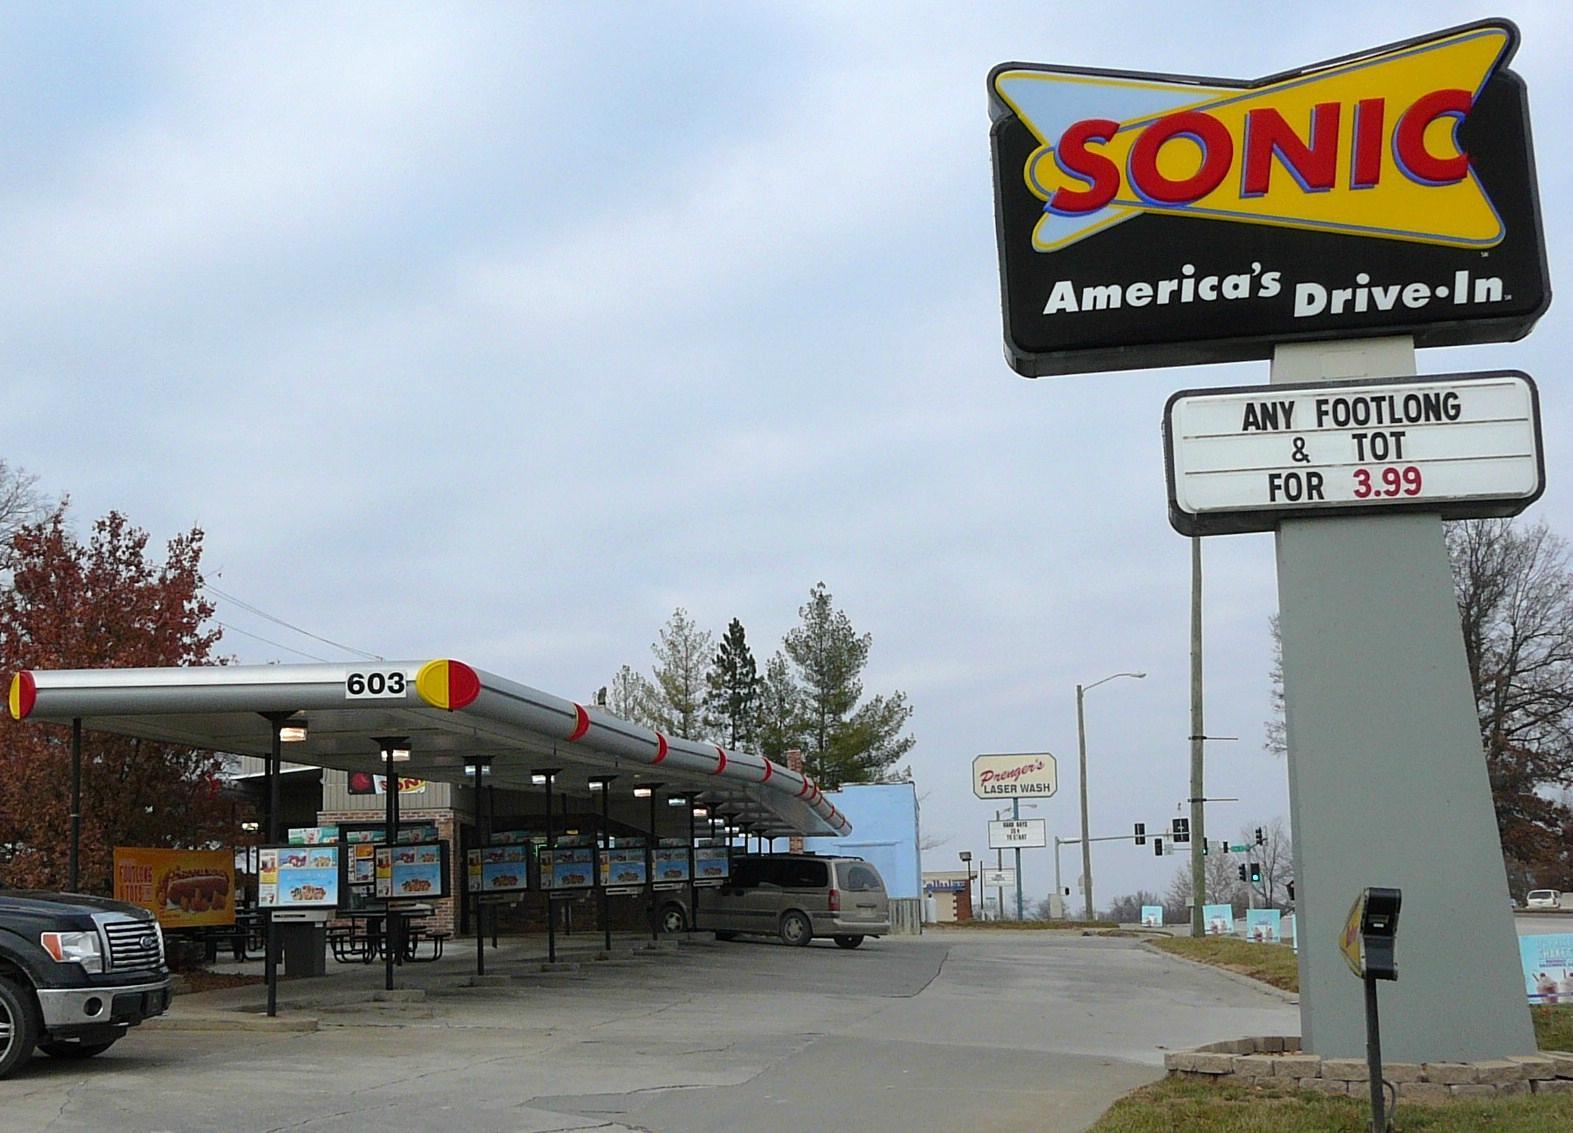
top-left (989, 19), bottom-right (1549, 376)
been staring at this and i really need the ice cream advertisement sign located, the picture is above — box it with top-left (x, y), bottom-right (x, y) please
top-left (989, 20), bottom-right (1549, 377)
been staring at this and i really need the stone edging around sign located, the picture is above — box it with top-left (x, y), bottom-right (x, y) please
top-left (1165, 1036), bottom-right (1573, 1101)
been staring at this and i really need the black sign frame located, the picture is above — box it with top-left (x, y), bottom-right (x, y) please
top-left (989, 19), bottom-right (1551, 378)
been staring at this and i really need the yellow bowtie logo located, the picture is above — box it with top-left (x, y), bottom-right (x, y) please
top-left (994, 24), bottom-right (1509, 253)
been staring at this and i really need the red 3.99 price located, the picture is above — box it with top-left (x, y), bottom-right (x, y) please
top-left (1352, 466), bottom-right (1422, 499)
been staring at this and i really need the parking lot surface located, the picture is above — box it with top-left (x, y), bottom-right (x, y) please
top-left (0, 927), bottom-right (1296, 1133)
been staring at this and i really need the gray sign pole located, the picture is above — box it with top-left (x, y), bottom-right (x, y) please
top-left (1272, 337), bottom-right (1535, 1061)
top-left (1013, 797), bottom-right (1023, 920)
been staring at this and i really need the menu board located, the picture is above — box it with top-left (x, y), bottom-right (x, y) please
top-left (467, 845), bottom-right (531, 894)
top-left (259, 845), bottom-right (340, 909)
top-left (377, 841), bottom-right (447, 899)
top-left (652, 847), bottom-right (690, 887)
top-left (694, 847), bottom-right (730, 886)
top-left (599, 848), bottom-right (648, 890)
top-left (540, 846), bottom-right (595, 891)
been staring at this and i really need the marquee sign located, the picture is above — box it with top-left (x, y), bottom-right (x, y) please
top-left (989, 20), bottom-right (1549, 377)
top-left (1163, 370), bottom-right (1543, 535)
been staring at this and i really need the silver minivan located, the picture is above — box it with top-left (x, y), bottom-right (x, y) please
top-left (659, 853), bottom-right (890, 948)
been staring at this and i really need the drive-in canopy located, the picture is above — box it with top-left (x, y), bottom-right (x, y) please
top-left (7, 659), bottom-right (848, 839)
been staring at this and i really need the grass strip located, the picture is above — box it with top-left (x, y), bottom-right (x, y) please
top-left (1089, 1077), bottom-right (1573, 1133)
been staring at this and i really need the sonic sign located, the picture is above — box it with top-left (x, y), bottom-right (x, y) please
top-left (989, 20), bottom-right (1549, 376)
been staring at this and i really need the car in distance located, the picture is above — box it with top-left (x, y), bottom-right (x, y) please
top-left (657, 853), bottom-right (890, 948)
top-left (1526, 890), bottom-right (1563, 910)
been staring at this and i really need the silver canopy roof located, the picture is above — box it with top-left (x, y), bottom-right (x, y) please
top-left (7, 659), bottom-right (847, 839)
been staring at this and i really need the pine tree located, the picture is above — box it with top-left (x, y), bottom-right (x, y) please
top-left (783, 583), bottom-right (913, 788)
top-left (704, 618), bottom-right (760, 749)
top-left (649, 608), bottom-right (713, 740)
top-left (755, 652), bottom-right (804, 764)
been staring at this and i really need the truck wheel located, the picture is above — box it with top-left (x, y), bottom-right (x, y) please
top-left (0, 978), bottom-right (40, 1079)
top-left (779, 911), bottom-right (812, 947)
top-left (40, 1038), bottom-right (118, 1059)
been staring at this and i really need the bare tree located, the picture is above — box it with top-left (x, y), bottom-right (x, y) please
top-left (1165, 847), bottom-right (1247, 919)
top-left (1241, 818), bottom-right (1293, 910)
top-left (604, 664), bottom-right (660, 729)
top-left (0, 460), bottom-right (46, 573)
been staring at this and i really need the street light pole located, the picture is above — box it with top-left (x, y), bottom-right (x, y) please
top-left (1076, 671), bottom-right (1146, 921)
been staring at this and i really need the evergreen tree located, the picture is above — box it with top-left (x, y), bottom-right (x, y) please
top-left (649, 607), bottom-right (713, 739)
top-left (783, 582), bottom-right (913, 788)
top-left (755, 652), bottom-right (805, 764)
top-left (704, 618), bottom-right (760, 749)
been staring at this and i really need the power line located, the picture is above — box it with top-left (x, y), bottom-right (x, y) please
top-left (213, 621), bottom-right (332, 664)
top-left (202, 583), bottom-right (383, 661)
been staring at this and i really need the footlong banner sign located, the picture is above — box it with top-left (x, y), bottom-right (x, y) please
top-left (989, 19), bottom-right (1549, 376)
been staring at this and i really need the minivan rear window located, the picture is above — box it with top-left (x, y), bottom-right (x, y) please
top-left (840, 863), bottom-right (884, 892)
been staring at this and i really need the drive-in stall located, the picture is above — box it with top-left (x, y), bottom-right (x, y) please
top-left (8, 658), bottom-right (849, 1013)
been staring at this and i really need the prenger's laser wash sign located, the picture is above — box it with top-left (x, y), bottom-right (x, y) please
top-left (988, 20), bottom-right (1550, 377)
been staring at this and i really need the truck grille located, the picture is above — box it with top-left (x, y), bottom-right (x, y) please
top-left (99, 915), bottom-right (165, 972)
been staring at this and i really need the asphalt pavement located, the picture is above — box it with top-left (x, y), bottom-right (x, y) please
top-left (0, 926), bottom-right (1297, 1133)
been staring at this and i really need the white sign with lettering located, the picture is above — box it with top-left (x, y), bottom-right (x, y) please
top-left (1164, 371), bottom-right (1542, 536)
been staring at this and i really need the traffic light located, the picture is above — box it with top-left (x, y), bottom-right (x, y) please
top-left (1133, 822), bottom-right (1146, 846)
top-left (1255, 826), bottom-right (1265, 846)
top-left (1287, 880), bottom-right (1295, 901)
top-left (1153, 836), bottom-right (1164, 857)
top-left (1250, 862), bottom-right (1263, 883)
top-left (1238, 864), bottom-right (1247, 882)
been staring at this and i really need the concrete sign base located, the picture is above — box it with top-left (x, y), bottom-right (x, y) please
top-left (1272, 338), bottom-right (1536, 1062)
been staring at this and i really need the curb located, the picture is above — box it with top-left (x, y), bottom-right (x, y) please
top-left (1139, 941), bottom-right (1300, 1004)
top-left (145, 1012), bottom-right (319, 1033)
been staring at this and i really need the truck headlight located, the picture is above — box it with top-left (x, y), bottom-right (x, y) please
top-left (40, 931), bottom-right (105, 973)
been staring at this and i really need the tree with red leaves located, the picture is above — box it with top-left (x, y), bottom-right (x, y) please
top-left (0, 505), bottom-right (232, 893)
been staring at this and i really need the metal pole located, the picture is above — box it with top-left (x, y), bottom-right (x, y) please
top-left (687, 804), bottom-right (697, 933)
top-left (648, 789), bottom-right (659, 942)
top-left (69, 718), bottom-right (81, 892)
top-left (1365, 977), bottom-right (1387, 1132)
top-left (601, 785), bottom-right (612, 953)
top-left (384, 749), bottom-right (396, 992)
top-left (1077, 683), bottom-right (1093, 920)
top-left (264, 717), bottom-right (282, 1018)
top-left (1013, 797), bottom-right (1023, 920)
top-left (544, 772), bottom-right (557, 963)
top-left (1190, 535), bottom-right (1207, 938)
top-left (995, 846), bottom-right (1004, 922)
top-left (473, 761), bottom-right (486, 977)
top-left (1053, 837), bottom-right (1062, 920)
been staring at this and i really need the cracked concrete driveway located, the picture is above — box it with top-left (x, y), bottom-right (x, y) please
top-left (0, 928), bottom-right (1295, 1132)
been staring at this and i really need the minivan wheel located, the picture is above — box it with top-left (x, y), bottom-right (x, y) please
top-left (659, 904), bottom-right (687, 934)
top-left (780, 911), bottom-right (812, 947)
top-left (0, 978), bottom-right (40, 1079)
top-left (833, 935), bottom-right (864, 949)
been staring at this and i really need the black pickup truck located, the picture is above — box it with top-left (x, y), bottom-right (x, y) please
top-left (0, 889), bottom-right (172, 1077)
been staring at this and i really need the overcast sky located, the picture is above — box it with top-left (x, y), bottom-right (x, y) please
top-left (5, 2), bottom-right (1570, 911)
